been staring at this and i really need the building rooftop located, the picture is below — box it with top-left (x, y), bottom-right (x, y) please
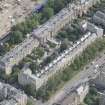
top-left (32, 7), bottom-right (71, 39)
top-left (54, 81), bottom-right (89, 105)
top-left (95, 11), bottom-right (105, 20)
top-left (0, 36), bottom-right (39, 68)
top-left (0, 82), bottom-right (27, 105)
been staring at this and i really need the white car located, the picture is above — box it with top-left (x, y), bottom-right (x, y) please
top-left (95, 64), bottom-right (99, 69)
top-left (94, 69), bottom-right (97, 73)
top-left (91, 61), bottom-right (95, 65)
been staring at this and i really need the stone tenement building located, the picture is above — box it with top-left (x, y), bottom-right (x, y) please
top-left (18, 22), bottom-right (103, 90)
top-left (53, 81), bottom-right (89, 105)
top-left (32, 0), bottom-right (100, 43)
top-left (91, 64), bottom-right (105, 105)
top-left (0, 82), bottom-right (27, 105)
top-left (92, 63), bottom-right (105, 88)
top-left (93, 11), bottom-right (105, 28)
top-left (0, 0), bottom-right (100, 75)
top-left (100, 91), bottom-right (105, 105)
top-left (0, 37), bottom-right (39, 75)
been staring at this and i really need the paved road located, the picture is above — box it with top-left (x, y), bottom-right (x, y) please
top-left (40, 51), bottom-right (105, 105)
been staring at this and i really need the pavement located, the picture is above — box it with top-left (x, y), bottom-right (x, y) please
top-left (38, 51), bottom-right (105, 105)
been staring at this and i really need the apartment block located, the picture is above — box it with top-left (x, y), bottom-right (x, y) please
top-left (0, 0), bottom-right (100, 75)
top-left (0, 37), bottom-right (39, 75)
top-left (0, 82), bottom-right (27, 105)
top-left (53, 81), bottom-right (89, 105)
top-left (93, 11), bottom-right (105, 27)
top-left (32, 0), bottom-right (100, 43)
top-left (18, 22), bottom-right (103, 90)
top-left (99, 91), bottom-right (105, 105)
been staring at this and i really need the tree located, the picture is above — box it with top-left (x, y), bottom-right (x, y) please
top-left (84, 96), bottom-right (94, 105)
top-left (10, 31), bottom-right (23, 44)
top-left (30, 62), bottom-right (38, 74)
top-left (59, 42), bottom-right (68, 52)
top-left (32, 48), bottom-right (44, 59)
top-left (90, 86), bottom-right (98, 95)
top-left (84, 86), bottom-right (100, 105)
top-left (27, 98), bottom-right (35, 105)
top-left (47, 0), bottom-right (54, 9)
top-left (41, 7), bottom-right (54, 23)
top-left (58, 31), bottom-right (67, 39)
top-left (54, 0), bottom-right (65, 13)
top-left (24, 84), bottom-right (36, 97)
top-left (0, 43), bottom-right (10, 55)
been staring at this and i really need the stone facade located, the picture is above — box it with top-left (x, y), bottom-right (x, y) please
top-left (32, 0), bottom-right (100, 43)
top-left (0, 37), bottom-right (39, 75)
top-left (93, 11), bottom-right (105, 27)
top-left (91, 62), bottom-right (105, 105)
top-left (99, 92), bottom-right (105, 105)
top-left (93, 63), bottom-right (105, 88)
top-left (53, 81), bottom-right (89, 105)
top-left (0, 82), bottom-right (27, 105)
top-left (0, 0), bottom-right (100, 75)
top-left (18, 22), bottom-right (103, 90)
